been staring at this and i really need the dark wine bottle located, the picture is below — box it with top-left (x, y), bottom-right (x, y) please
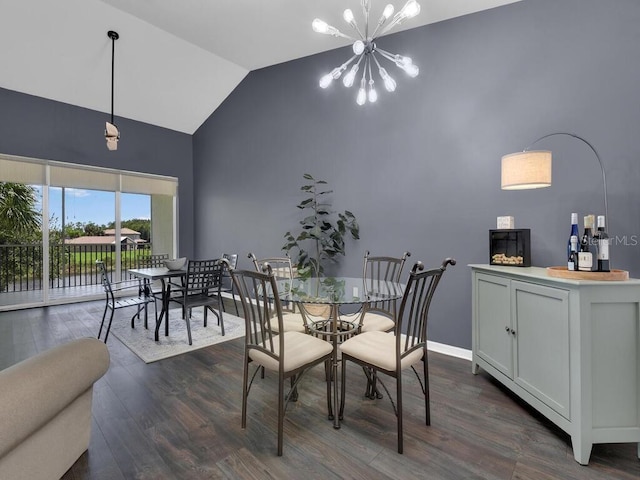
top-left (578, 215), bottom-right (595, 272)
top-left (595, 215), bottom-right (610, 272)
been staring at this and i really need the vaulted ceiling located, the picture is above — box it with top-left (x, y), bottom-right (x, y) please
top-left (0, 0), bottom-right (520, 134)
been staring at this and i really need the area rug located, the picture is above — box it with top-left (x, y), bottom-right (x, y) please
top-left (110, 307), bottom-right (245, 363)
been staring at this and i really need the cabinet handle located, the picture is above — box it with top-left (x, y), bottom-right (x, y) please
top-left (505, 326), bottom-right (510, 332)
top-left (510, 328), bottom-right (516, 335)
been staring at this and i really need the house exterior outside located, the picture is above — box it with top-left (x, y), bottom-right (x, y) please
top-left (65, 228), bottom-right (146, 251)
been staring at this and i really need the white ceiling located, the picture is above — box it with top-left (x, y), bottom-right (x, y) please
top-left (0, 0), bottom-right (520, 134)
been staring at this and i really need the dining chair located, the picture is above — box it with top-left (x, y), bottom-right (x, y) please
top-left (248, 252), bottom-right (309, 333)
top-left (220, 253), bottom-right (240, 316)
top-left (96, 260), bottom-right (154, 343)
top-left (358, 250), bottom-right (411, 333)
top-left (339, 258), bottom-right (456, 453)
top-left (137, 252), bottom-right (169, 325)
top-left (230, 263), bottom-right (333, 456)
top-left (167, 258), bottom-right (225, 345)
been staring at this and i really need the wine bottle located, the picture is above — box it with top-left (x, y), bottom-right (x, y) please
top-left (568, 235), bottom-right (579, 271)
top-left (595, 215), bottom-right (610, 272)
top-left (578, 215), bottom-right (595, 272)
top-left (567, 213), bottom-right (579, 259)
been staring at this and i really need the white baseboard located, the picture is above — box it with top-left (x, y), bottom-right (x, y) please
top-left (427, 340), bottom-right (472, 361)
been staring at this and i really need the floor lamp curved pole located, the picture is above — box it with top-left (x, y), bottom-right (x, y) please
top-left (501, 132), bottom-right (609, 223)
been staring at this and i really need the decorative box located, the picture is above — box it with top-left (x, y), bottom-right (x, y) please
top-left (497, 216), bottom-right (515, 229)
top-left (490, 229), bottom-right (531, 267)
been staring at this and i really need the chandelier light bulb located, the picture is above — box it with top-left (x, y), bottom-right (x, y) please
top-left (343, 9), bottom-right (355, 24)
top-left (402, 63), bottom-right (419, 77)
top-left (399, 0), bottom-right (421, 20)
top-left (312, 19), bottom-right (329, 33)
top-left (356, 87), bottom-right (367, 106)
top-left (319, 73), bottom-right (334, 88)
top-left (343, 64), bottom-right (359, 87)
top-left (382, 4), bottom-right (395, 20)
top-left (368, 82), bottom-right (378, 103)
top-left (353, 40), bottom-right (365, 55)
top-left (379, 67), bottom-right (396, 92)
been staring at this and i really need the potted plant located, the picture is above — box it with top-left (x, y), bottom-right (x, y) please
top-left (283, 173), bottom-right (359, 278)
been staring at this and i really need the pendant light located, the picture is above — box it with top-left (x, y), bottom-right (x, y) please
top-left (105, 30), bottom-right (120, 151)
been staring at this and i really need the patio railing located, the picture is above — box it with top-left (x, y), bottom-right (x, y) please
top-left (0, 243), bottom-right (152, 293)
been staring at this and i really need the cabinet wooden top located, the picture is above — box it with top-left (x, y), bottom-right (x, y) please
top-left (469, 264), bottom-right (640, 286)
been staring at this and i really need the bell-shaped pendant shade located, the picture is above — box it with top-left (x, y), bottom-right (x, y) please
top-left (501, 150), bottom-right (552, 190)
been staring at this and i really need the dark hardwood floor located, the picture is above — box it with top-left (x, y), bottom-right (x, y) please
top-left (0, 301), bottom-right (638, 480)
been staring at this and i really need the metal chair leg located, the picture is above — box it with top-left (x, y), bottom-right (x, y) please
top-left (103, 309), bottom-right (115, 344)
top-left (98, 302), bottom-right (109, 340)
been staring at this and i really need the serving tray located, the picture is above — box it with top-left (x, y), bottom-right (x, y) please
top-left (546, 266), bottom-right (629, 281)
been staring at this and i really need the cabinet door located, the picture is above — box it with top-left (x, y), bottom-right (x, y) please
top-left (512, 281), bottom-right (570, 420)
top-left (475, 273), bottom-right (513, 378)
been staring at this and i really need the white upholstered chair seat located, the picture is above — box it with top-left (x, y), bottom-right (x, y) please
top-left (270, 312), bottom-right (306, 333)
top-left (250, 331), bottom-right (333, 372)
top-left (359, 311), bottom-right (395, 333)
top-left (340, 331), bottom-right (424, 372)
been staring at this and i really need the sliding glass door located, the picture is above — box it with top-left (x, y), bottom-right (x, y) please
top-left (0, 155), bottom-right (177, 311)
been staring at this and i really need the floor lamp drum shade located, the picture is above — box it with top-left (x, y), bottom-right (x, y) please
top-left (501, 150), bottom-right (552, 190)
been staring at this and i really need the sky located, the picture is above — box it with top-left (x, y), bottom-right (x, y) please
top-left (36, 187), bottom-right (150, 227)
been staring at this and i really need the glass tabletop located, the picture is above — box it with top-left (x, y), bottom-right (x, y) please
top-left (275, 276), bottom-right (404, 305)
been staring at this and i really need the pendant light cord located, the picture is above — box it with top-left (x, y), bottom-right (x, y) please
top-left (107, 31), bottom-right (119, 125)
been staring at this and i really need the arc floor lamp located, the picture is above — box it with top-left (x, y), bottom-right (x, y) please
top-left (501, 132), bottom-right (609, 222)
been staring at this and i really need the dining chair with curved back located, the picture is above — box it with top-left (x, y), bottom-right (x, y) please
top-left (220, 253), bottom-right (240, 316)
top-left (96, 260), bottom-right (153, 343)
top-left (230, 263), bottom-right (333, 456)
top-left (167, 258), bottom-right (225, 345)
top-left (359, 250), bottom-right (411, 333)
top-left (248, 253), bottom-right (309, 333)
top-left (339, 258), bottom-right (456, 453)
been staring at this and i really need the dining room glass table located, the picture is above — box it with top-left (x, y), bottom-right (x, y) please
top-left (273, 276), bottom-right (404, 428)
top-left (127, 267), bottom-right (186, 341)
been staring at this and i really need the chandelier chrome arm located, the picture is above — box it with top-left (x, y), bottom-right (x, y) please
top-left (319, 54), bottom-right (360, 89)
top-left (380, 0), bottom-right (421, 36)
top-left (312, 19), bottom-right (356, 41)
top-left (370, 4), bottom-right (395, 39)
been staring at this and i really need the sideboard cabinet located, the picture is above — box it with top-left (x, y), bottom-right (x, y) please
top-left (470, 265), bottom-right (640, 465)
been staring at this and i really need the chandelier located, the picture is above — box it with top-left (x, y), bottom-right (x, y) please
top-left (313, 0), bottom-right (421, 105)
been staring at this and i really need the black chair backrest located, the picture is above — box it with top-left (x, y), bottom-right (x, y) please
top-left (96, 260), bottom-right (114, 297)
top-left (138, 253), bottom-right (169, 268)
top-left (184, 259), bottom-right (224, 295)
top-left (230, 264), bottom-right (284, 354)
top-left (395, 258), bottom-right (456, 356)
top-left (363, 251), bottom-right (411, 316)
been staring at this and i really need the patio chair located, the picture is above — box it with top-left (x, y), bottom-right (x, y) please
top-left (339, 258), bottom-right (456, 453)
top-left (167, 258), bottom-right (225, 345)
top-left (96, 260), bottom-right (154, 343)
top-left (230, 263), bottom-right (333, 455)
top-left (136, 253), bottom-right (169, 325)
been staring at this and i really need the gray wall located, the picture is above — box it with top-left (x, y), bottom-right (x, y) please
top-left (193, 0), bottom-right (640, 350)
top-left (0, 87), bottom-right (195, 258)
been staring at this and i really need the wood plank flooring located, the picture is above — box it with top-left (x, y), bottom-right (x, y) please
top-left (0, 301), bottom-right (638, 479)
